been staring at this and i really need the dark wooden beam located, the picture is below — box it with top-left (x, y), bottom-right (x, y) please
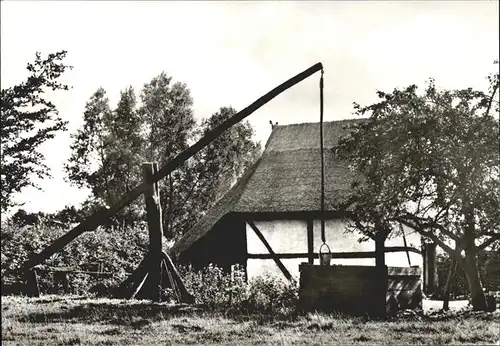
top-left (248, 252), bottom-right (373, 259)
top-left (161, 252), bottom-right (195, 304)
top-left (307, 219), bottom-right (314, 265)
top-left (236, 210), bottom-right (346, 221)
top-left (247, 246), bottom-right (421, 260)
top-left (151, 63), bottom-right (323, 183)
top-left (247, 221), bottom-right (293, 281)
top-left (26, 269), bottom-right (40, 297)
top-left (20, 62), bottom-right (323, 274)
top-left (386, 246), bottom-right (421, 255)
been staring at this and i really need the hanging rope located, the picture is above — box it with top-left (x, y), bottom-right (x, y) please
top-left (320, 69), bottom-right (326, 244)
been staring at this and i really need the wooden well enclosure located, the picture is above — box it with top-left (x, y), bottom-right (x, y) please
top-left (298, 264), bottom-right (422, 317)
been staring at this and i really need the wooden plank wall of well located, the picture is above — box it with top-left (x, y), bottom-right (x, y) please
top-left (298, 264), bottom-right (387, 317)
top-left (386, 266), bottom-right (423, 310)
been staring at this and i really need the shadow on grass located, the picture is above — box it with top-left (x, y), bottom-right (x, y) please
top-left (18, 302), bottom-right (204, 325)
top-left (33, 296), bottom-right (89, 304)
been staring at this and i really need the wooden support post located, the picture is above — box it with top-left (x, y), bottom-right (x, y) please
top-left (247, 220), bottom-right (293, 281)
top-left (61, 273), bottom-right (70, 294)
top-left (130, 273), bottom-right (149, 300)
top-left (307, 219), bottom-right (314, 265)
top-left (116, 255), bottom-right (150, 297)
top-left (161, 252), bottom-right (195, 303)
top-left (143, 162), bottom-right (163, 302)
top-left (443, 256), bottom-right (458, 311)
top-left (422, 240), bottom-right (427, 292)
top-left (27, 268), bottom-right (40, 297)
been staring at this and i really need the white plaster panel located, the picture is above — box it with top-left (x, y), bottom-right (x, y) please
top-left (246, 220), bottom-right (308, 254)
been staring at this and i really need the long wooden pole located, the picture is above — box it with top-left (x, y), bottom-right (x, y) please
top-left (20, 62), bottom-right (323, 274)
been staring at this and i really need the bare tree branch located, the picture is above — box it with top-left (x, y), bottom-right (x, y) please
top-left (477, 234), bottom-right (500, 251)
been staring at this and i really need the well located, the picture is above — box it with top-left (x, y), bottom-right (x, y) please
top-left (298, 264), bottom-right (422, 317)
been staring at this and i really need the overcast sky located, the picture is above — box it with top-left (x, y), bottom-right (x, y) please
top-left (1, 1), bottom-right (499, 215)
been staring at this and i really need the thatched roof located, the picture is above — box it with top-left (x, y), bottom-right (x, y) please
top-left (170, 119), bottom-right (364, 257)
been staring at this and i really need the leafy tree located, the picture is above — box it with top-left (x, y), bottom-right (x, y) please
top-left (335, 62), bottom-right (499, 311)
top-left (1, 51), bottom-right (72, 212)
top-left (166, 107), bottom-right (261, 239)
top-left (66, 73), bottom-right (261, 241)
top-left (139, 72), bottom-right (196, 162)
top-left (10, 206), bottom-right (83, 228)
top-left (65, 87), bottom-right (144, 227)
top-left (138, 72), bottom-right (197, 238)
top-left (137, 74), bottom-right (260, 239)
top-left (437, 250), bottom-right (500, 297)
top-left (192, 107), bottom-right (261, 215)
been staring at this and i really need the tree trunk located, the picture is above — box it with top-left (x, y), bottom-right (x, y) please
top-left (375, 229), bottom-right (386, 268)
top-left (163, 173), bottom-right (174, 239)
top-left (462, 205), bottom-right (487, 311)
top-left (443, 256), bottom-right (457, 311)
top-left (463, 250), bottom-right (487, 311)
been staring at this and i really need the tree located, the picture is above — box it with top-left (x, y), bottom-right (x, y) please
top-left (139, 72), bottom-right (196, 163)
top-left (138, 72), bottom-right (198, 238)
top-left (65, 88), bottom-right (112, 198)
top-left (168, 107), bottom-right (261, 239)
top-left (65, 87), bottom-right (144, 227)
top-left (1, 51), bottom-right (72, 212)
top-left (66, 72), bottom-right (261, 240)
top-left (192, 107), bottom-right (261, 215)
top-left (137, 73), bottom-right (260, 238)
top-left (335, 62), bottom-right (499, 310)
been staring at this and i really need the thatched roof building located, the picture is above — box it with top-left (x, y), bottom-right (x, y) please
top-left (170, 119), bottom-right (362, 257)
top-left (169, 119), bottom-right (423, 279)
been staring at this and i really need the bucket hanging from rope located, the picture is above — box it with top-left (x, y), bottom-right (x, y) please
top-left (318, 69), bottom-right (331, 266)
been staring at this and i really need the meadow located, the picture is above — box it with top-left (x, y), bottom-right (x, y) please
top-left (2, 295), bottom-right (499, 346)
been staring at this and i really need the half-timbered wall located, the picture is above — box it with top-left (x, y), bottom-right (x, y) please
top-left (246, 219), bottom-right (422, 279)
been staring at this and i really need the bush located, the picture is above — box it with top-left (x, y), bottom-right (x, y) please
top-left (245, 275), bottom-right (298, 317)
top-left (2, 220), bottom-right (300, 317)
top-left (179, 264), bottom-right (299, 317)
top-left (1, 220), bottom-right (149, 295)
top-left (179, 264), bottom-right (248, 309)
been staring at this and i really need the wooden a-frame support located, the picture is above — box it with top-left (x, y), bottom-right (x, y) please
top-left (117, 163), bottom-right (194, 303)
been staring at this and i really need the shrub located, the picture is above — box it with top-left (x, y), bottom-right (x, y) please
top-left (245, 275), bottom-right (298, 317)
top-left (1, 220), bottom-right (149, 295)
top-left (179, 263), bottom-right (248, 309)
top-left (179, 264), bottom-right (299, 317)
top-left (2, 219), bottom-right (300, 318)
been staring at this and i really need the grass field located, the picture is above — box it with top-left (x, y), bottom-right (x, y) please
top-left (2, 295), bottom-right (499, 345)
